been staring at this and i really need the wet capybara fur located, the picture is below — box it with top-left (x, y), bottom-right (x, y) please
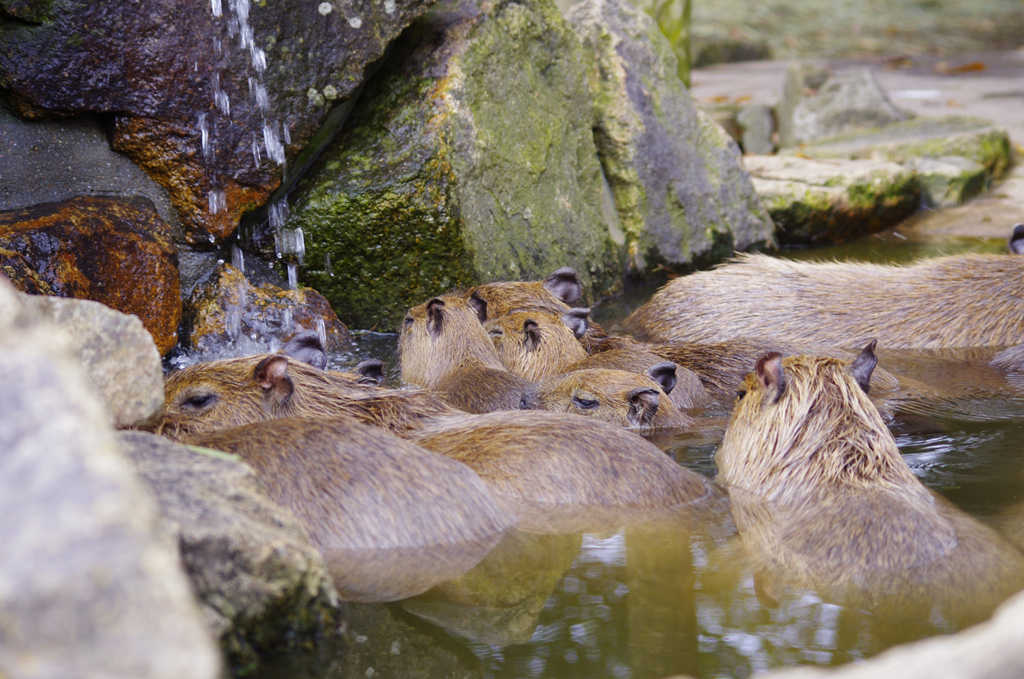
top-left (565, 347), bottom-right (709, 410)
top-left (399, 296), bottom-right (530, 414)
top-left (484, 310), bottom-right (590, 382)
top-left (715, 345), bottom-right (1024, 631)
top-left (192, 417), bottom-right (512, 602)
top-left (405, 410), bottom-right (719, 532)
top-left (625, 253), bottom-right (1024, 348)
top-left (520, 367), bottom-right (692, 430)
top-left (152, 354), bottom-right (461, 443)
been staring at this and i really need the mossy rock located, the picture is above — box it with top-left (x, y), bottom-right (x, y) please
top-left (286, 0), bottom-right (623, 330)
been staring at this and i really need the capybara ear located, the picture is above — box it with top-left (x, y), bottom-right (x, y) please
top-left (1010, 224), bottom-right (1024, 254)
top-left (646, 361), bottom-right (678, 396)
top-left (281, 329), bottom-right (327, 370)
top-left (543, 267), bottom-right (582, 304)
top-left (627, 387), bottom-right (660, 427)
top-left (753, 568), bottom-right (781, 609)
top-left (755, 352), bottom-right (785, 402)
top-left (523, 320), bottom-right (541, 350)
top-left (561, 308), bottom-right (590, 339)
top-left (354, 359), bottom-right (385, 386)
top-left (468, 292), bottom-right (488, 322)
top-left (254, 355), bottom-right (295, 404)
top-left (850, 339), bottom-right (878, 394)
top-left (426, 298), bottom-right (446, 337)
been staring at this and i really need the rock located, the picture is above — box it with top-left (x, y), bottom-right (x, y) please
top-left (119, 431), bottom-right (342, 666)
top-left (184, 262), bottom-right (351, 358)
top-left (284, 0), bottom-right (623, 330)
top-left (0, 100), bottom-right (180, 233)
top-left (0, 195), bottom-right (182, 354)
top-left (566, 0), bottom-right (774, 278)
top-left (737, 104), bottom-right (775, 155)
top-left (903, 156), bottom-right (988, 209)
top-left (0, 278), bottom-right (221, 679)
top-left (777, 65), bottom-right (909, 149)
top-left (0, 0), bottom-right (436, 244)
top-left (17, 294), bottom-right (164, 429)
top-left (765, 587), bottom-right (1024, 679)
top-left (745, 155), bottom-right (919, 245)
top-left (783, 115), bottom-right (1012, 180)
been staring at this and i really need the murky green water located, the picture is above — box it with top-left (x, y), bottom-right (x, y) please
top-left (251, 231), bottom-right (1024, 679)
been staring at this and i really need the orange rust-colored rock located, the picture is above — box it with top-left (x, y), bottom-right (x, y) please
top-left (185, 263), bottom-right (351, 356)
top-left (0, 196), bottom-right (181, 354)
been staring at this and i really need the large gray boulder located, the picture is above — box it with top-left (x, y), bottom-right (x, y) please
top-left (284, 0), bottom-right (623, 329)
top-left (777, 65), bottom-right (909, 149)
top-left (0, 277), bottom-right (221, 679)
top-left (17, 294), bottom-right (165, 428)
top-left (566, 0), bottom-right (774, 278)
top-left (120, 431), bottom-right (342, 666)
top-left (745, 155), bottom-right (919, 245)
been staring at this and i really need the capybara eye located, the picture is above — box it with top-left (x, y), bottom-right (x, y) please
top-left (488, 328), bottom-right (503, 337)
top-left (403, 316), bottom-right (414, 326)
top-left (181, 393), bottom-right (217, 410)
top-left (736, 389), bottom-right (747, 401)
top-left (572, 396), bottom-right (599, 410)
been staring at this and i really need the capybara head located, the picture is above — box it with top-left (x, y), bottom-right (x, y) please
top-left (281, 329), bottom-right (328, 370)
top-left (399, 295), bottom-right (506, 390)
top-left (151, 354), bottom-right (460, 442)
top-left (566, 347), bottom-right (710, 410)
top-left (1010, 224), bottom-right (1024, 254)
top-left (715, 341), bottom-right (920, 501)
top-left (519, 366), bottom-right (691, 430)
top-left (464, 267), bottom-right (582, 319)
top-left (484, 309), bottom-right (590, 382)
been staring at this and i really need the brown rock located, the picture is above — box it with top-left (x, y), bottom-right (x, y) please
top-left (0, 195), bottom-right (181, 354)
top-left (185, 262), bottom-right (350, 357)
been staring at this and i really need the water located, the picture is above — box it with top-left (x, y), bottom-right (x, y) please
top-left (246, 232), bottom-right (1024, 679)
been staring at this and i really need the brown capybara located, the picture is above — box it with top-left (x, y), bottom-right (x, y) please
top-left (191, 417), bottom-right (512, 602)
top-left (519, 367), bottom-right (692, 430)
top-left (405, 410), bottom-right (721, 533)
top-left (152, 354), bottom-right (461, 443)
top-left (484, 309), bottom-right (590, 382)
top-left (399, 296), bottom-right (530, 413)
top-left (464, 267), bottom-right (584, 318)
top-left (564, 347), bottom-right (709, 410)
top-left (715, 344), bottom-right (1024, 635)
top-left (624, 252), bottom-right (1024, 348)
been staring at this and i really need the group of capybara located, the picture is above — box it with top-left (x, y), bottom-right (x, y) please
top-left (146, 234), bottom-right (1024, 646)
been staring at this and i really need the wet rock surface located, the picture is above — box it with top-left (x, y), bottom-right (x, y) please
top-left (120, 431), bottom-right (343, 667)
top-left (745, 155), bottom-right (919, 245)
top-left (902, 155), bottom-right (988, 208)
top-left (184, 262), bottom-right (351, 358)
top-left (284, 0), bottom-right (622, 330)
top-left (566, 0), bottom-right (774, 278)
top-left (0, 277), bottom-right (221, 679)
top-left (0, 0), bottom-right (436, 243)
top-left (0, 195), bottom-right (182, 354)
top-left (17, 294), bottom-right (164, 428)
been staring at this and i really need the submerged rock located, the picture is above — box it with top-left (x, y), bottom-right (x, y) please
top-left (0, 195), bottom-right (182, 354)
top-left (120, 431), bottom-right (342, 666)
top-left (745, 155), bottom-right (919, 245)
top-left (777, 65), bottom-right (909, 149)
top-left (566, 0), bottom-right (774, 278)
top-left (184, 262), bottom-right (351, 358)
top-left (285, 0), bottom-right (623, 330)
top-left (0, 277), bottom-right (221, 679)
top-left (783, 115), bottom-right (1011, 180)
top-left (17, 294), bottom-right (164, 428)
top-left (0, 0), bottom-right (435, 243)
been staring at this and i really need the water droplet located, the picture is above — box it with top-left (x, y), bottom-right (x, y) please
top-left (324, 252), bottom-right (333, 277)
top-left (211, 0), bottom-right (222, 16)
top-left (316, 318), bottom-right (327, 347)
top-left (384, 0), bottom-right (395, 13)
top-left (286, 262), bottom-right (298, 290)
top-left (231, 245), bottom-right (245, 273)
top-left (207, 190), bottom-right (227, 215)
top-left (318, 2), bottom-right (332, 15)
top-left (348, 16), bottom-right (362, 28)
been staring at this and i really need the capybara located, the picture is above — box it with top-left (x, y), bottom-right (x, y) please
top-left (484, 309), bottom-right (590, 382)
top-left (715, 344), bottom-right (1024, 635)
top-left (152, 354), bottom-right (461, 443)
top-left (1010, 223), bottom-right (1024, 254)
top-left (565, 346), bottom-right (709, 410)
top-left (464, 267), bottom-right (583, 318)
top-left (624, 252), bottom-right (1024, 348)
top-left (519, 366), bottom-right (692, 430)
top-left (399, 296), bottom-right (530, 413)
top-left (281, 329), bottom-right (328, 369)
top-left (405, 410), bottom-right (720, 533)
top-left (191, 417), bottom-right (512, 602)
